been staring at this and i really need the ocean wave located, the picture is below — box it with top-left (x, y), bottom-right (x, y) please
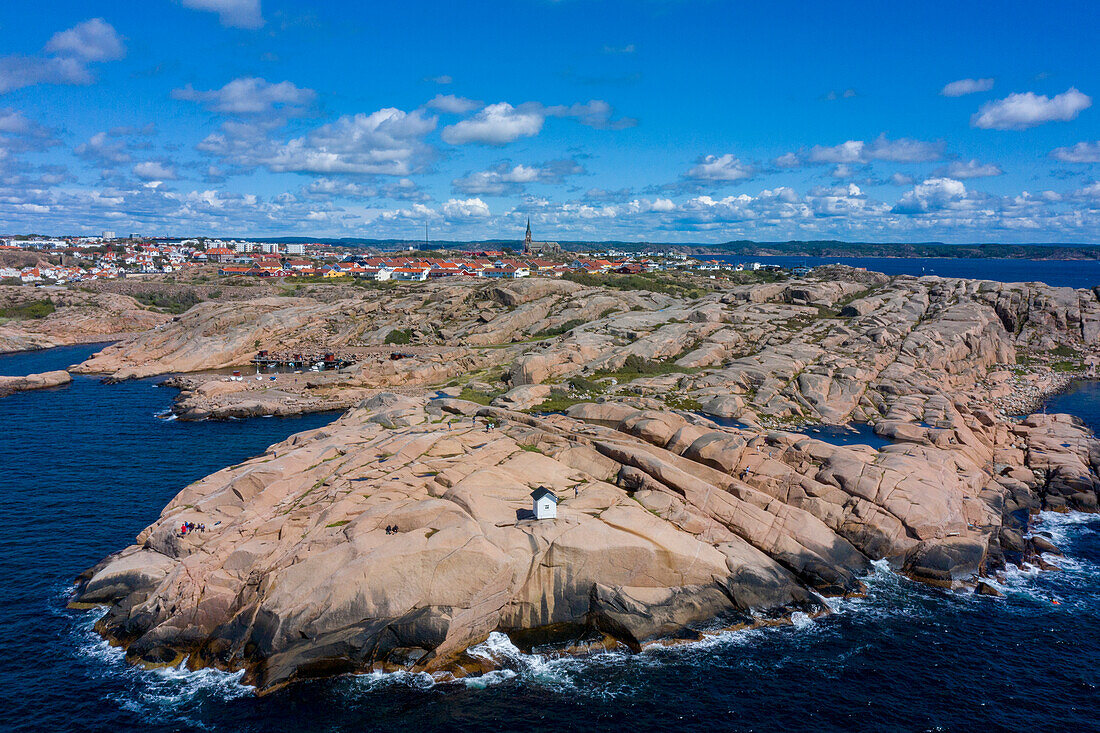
top-left (67, 606), bottom-right (254, 722)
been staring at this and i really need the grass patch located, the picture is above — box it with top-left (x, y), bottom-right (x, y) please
top-left (1050, 344), bottom-right (1079, 359)
top-left (326, 520), bottom-right (350, 528)
top-left (594, 354), bottom-right (701, 382)
top-left (0, 299), bottom-right (55, 319)
top-left (459, 387), bottom-right (499, 405)
top-left (530, 318), bottom-right (586, 339)
top-left (1051, 360), bottom-right (1080, 372)
top-left (133, 291), bottom-right (204, 314)
top-left (563, 271), bottom-right (711, 299)
top-left (384, 328), bottom-right (414, 345)
top-left (520, 444), bottom-right (545, 454)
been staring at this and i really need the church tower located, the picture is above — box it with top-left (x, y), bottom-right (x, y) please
top-left (524, 218), bottom-right (532, 252)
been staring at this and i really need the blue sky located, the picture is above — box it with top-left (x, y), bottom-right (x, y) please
top-left (1, 0), bottom-right (1099, 242)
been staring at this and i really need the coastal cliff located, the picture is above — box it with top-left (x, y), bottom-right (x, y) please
top-left (72, 269), bottom-right (1100, 691)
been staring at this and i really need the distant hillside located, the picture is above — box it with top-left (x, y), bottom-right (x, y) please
top-left (256, 237), bottom-right (1100, 260)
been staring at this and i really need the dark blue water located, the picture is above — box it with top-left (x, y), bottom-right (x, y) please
top-left (697, 413), bottom-right (893, 450)
top-left (1, 347), bottom-right (1098, 732)
top-left (713, 255), bottom-right (1100, 290)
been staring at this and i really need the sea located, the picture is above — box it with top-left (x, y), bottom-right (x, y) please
top-left (2, 258), bottom-right (1099, 733)
top-left (708, 255), bottom-right (1100, 290)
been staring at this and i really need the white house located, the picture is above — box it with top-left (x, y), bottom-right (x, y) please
top-left (531, 487), bottom-right (559, 520)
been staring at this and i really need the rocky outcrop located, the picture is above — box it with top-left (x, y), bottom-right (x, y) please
top-left (75, 383), bottom-right (1100, 691)
top-left (0, 369), bottom-right (71, 397)
top-left (0, 286), bottom-right (168, 354)
top-left (71, 267), bottom-right (1100, 691)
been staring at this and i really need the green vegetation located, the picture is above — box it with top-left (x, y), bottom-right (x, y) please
top-left (594, 354), bottom-right (700, 382)
top-left (530, 318), bottom-right (586, 340)
top-left (567, 375), bottom-right (602, 392)
top-left (1050, 344), bottom-right (1080, 358)
top-left (0, 299), bottom-right (55, 319)
top-left (1051, 360), bottom-right (1081, 373)
top-left (326, 520), bottom-right (351, 528)
top-left (563, 271), bottom-right (711, 299)
top-left (519, 444), bottom-right (545, 454)
top-left (528, 394), bottom-right (590, 413)
top-left (458, 386), bottom-right (499, 405)
top-left (134, 290), bottom-right (204, 314)
top-left (384, 328), bottom-right (414, 345)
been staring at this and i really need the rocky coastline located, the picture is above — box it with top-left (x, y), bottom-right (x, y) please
top-left (0, 369), bottom-right (71, 398)
top-left (68, 269), bottom-right (1100, 691)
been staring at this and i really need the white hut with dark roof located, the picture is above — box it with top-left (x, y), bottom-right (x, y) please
top-left (530, 487), bottom-right (559, 520)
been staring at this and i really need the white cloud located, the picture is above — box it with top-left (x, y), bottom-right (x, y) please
top-left (426, 75), bottom-right (453, 85)
top-left (889, 172), bottom-right (915, 186)
top-left (173, 77), bottom-right (315, 115)
top-left (603, 44), bottom-right (636, 54)
top-left (1050, 141), bottom-right (1100, 163)
top-left (773, 152), bottom-right (800, 168)
top-left (45, 18), bottom-right (125, 62)
top-left (805, 135), bottom-right (943, 165)
top-left (76, 131), bottom-right (130, 165)
top-left (442, 102), bottom-right (544, 145)
top-left (443, 197), bottom-right (491, 220)
top-left (892, 177), bottom-right (971, 214)
top-left (0, 19), bottom-right (124, 94)
top-left (425, 94), bottom-right (482, 114)
top-left (452, 159), bottom-right (583, 195)
top-left (971, 88), bottom-right (1092, 130)
top-left (181, 0), bottom-right (264, 29)
top-left (941, 78), bottom-right (994, 97)
top-left (133, 161), bottom-right (178, 181)
top-left (200, 108), bottom-right (437, 176)
top-left (545, 100), bottom-right (637, 130)
top-left (441, 99), bottom-right (635, 145)
top-left (686, 154), bottom-right (754, 182)
top-left (933, 159), bottom-right (1003, 179)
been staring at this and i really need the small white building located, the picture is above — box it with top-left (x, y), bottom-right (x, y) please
top-left (531, 487), bottom-right (558, 520)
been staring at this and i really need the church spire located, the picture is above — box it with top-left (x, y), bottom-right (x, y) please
top-left (524, 218), bottom-right (532, 248)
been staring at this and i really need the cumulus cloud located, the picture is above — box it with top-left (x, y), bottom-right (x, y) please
top-left (803, 134), bottom-right (944, 165)
top-left (686, 154), bottom-right (754, 182)
top-left (425, 94), bottom-right (482, 114)
top-left (303, 177), bottom-right (428, 202)
top-left (0, 109), bottom-right (55, 148)
top-left (892, 177), bottom-right (971, 214)
top-left (1050, 141), bottom-right (1100, 163)
top-left (45, 18), bottom-right (125, 62)
top-left (181, 0), bottom-right (264, 29)
top-left (0, 19), bottom-right (124, 94)
top-left (441, 102), bottom-right (544, 145)
top-left (76, 131), bottom-right (131, 165)
top-left (199, 108), bottom-right (438, 176)
top-left (452, 159), bottom-right (583, 195)
top-left (173, 77), bottom-right (315, 115)
top-left (441, 99), bottom-right (634, 145)
top-left (941, 78), bottom-right (994, 97)
top-left (773, 152), bottom-right (801, 168)
top-left (971, 88), bottom-right (1092, 130)
top-left (545, 100), bottom-right (637, 130)
top-left (933, 159), bottom-right (1003, 179)
top-left (442, 197), bottom-right (491, 220)
top-left (133, 161), bottom-right (178, 181)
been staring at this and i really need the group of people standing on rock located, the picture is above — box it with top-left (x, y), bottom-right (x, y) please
top-left (385, 525), bottom-right (400, 535)
top-left (178, 521), bottom-right (205, 537)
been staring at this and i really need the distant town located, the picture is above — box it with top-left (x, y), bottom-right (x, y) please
top-left (0, 228), bottom-right (795, 286)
